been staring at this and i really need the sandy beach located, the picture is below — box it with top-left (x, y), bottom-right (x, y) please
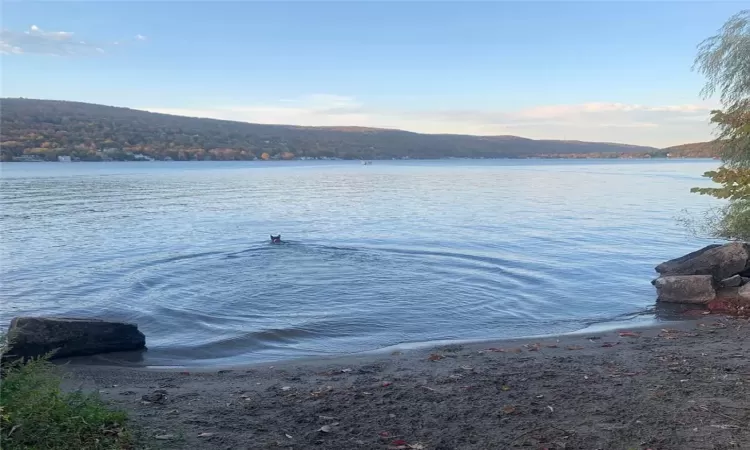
top-left (61, 316), bottom-right (750, 450)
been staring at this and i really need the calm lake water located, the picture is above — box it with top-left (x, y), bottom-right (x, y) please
top-left (0, 160), bottom-right (720, 366)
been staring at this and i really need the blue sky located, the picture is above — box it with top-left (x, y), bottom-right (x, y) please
top-left (1, 1), bottom-right (745, 147)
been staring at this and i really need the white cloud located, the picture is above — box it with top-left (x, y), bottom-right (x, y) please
top-left (141, 95), bottom-right (718, 147)
top-left (1, 25), bottom-right (98, 56)
top-left (0, 25), bottom-right (148, 56)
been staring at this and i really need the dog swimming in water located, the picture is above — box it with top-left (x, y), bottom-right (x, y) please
top-left (270, 234), bottom-right (282, 244)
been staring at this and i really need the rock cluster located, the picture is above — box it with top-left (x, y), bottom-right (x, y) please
top-left (652, 242), bottom-right (750, 305)
top-left (2, 317), bottom-right (146, 362)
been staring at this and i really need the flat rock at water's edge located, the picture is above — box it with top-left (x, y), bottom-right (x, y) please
top-left (655, 242), bottom-right (750, 281)
top-left (2, 317), bottom-right (146, 362)
top-left (652, 275), bottom-right (716, 304)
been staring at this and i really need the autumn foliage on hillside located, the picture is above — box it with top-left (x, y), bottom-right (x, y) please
top-left (0, 98), bottom-right (665, 162)
top-left (664, 141), bottom-right (724, 158)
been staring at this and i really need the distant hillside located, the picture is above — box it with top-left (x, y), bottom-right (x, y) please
top-left (0, 98), bottom-right (661, 161)
top-left (663, 141), bottom-right (723, 158)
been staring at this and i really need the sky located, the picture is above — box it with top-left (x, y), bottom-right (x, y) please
top-left (0, 1), bottom-right (745, 147)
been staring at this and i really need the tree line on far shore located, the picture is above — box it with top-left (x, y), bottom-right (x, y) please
top-left (0, 98), bottom-right (717, 163)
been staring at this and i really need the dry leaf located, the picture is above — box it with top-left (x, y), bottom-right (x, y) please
top-left (428, 353), bottom-right (445, 361)
top-left (502, 405), bottom-right (517, 414)
top-left (618, 331), bottom-right (641, 337)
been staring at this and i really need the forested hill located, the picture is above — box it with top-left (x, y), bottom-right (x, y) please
top-left (663, 141), bottom-right (723, 158)
top-left (1, 98), bottom-right (662, 161)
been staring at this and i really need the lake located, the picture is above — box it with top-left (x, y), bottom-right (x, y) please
top-left (0, 159), bottom-right (720, 366)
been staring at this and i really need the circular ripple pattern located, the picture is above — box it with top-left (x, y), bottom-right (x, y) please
top-left (0, 160), bottom-right (720, 366)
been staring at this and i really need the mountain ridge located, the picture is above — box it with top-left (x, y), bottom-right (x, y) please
top-left (0, 98), bottom-right (687, 161)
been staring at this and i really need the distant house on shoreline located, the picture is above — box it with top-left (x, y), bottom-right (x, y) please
top-left (58, 155), bottom-right (72, 163)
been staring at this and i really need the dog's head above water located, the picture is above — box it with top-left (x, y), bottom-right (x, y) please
top-left (270, 235), bottom-right (282, 244)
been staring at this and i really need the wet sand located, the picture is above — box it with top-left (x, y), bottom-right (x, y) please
top-left (64, 317), bottom-right (750, 450)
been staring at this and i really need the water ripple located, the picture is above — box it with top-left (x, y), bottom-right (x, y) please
top-left (0, 159), bottom-right (722, 366)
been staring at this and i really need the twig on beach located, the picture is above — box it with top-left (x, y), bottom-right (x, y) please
top-left (508, 427), bottom-right (543, 445)
top-left (699, 405), bottom-right (746, 425)
top-left (508, 424), bottom-right (571, 446)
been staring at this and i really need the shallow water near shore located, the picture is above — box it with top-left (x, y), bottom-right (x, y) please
top-left (0, 159), bottom-right (720, 366)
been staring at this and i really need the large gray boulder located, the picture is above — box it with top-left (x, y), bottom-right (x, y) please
top-left (655, 242), bottom-right (750, 281)
top-left (652, 275), bottom-right (716, 304)
top-left (2, 317), bottom-right (146, 362)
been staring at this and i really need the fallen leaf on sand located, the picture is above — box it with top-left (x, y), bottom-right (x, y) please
top-left (618, 331), bottom-right (641, 337)
top-left (487, 347), bottom-right (522, 353)
top-left (428, 353), bottom-right (445, 361)
top-left (566, 345), bottom-right (584, 350)
top-left (502, 405), bottom-right (517, 414)
top-left (155, 434), bottom-right (175, 440)
top-left (318, 425), bottom-right (332, 433)
top-left (379, 431), bottom-right (391, 438)
top-left (389, 440), bottom-right (425, 449)
top-left (382, 381), bottom-right (392, 387)
top-left (501, 385), bottom-right (511, 391)
top-left (198, 432), bottom-right (214, 437)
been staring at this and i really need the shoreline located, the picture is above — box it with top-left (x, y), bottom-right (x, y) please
top-left (63, 316), bottom-right (750, 449)
top-left (59, 309), bottom-right (663, 371)
top-left (2, 156), bottom-right (717, 164)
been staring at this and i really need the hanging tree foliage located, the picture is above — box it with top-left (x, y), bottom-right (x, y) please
top-left (689, 10), bottom-right (750, 240)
